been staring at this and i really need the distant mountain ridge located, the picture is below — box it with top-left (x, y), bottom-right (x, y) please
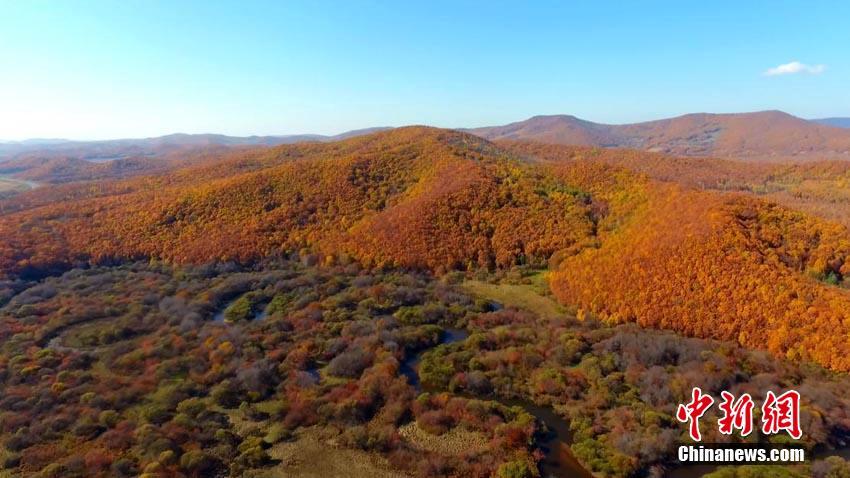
top-left (0, 127), bottom-right (394, 185)
top-left (6, 111), bottom-right (850, 171)
top-left (468, 111), bottom-right (850, 159)
top-left (813, 118), bottom-right (850, 128)
top-left (0, 127), bottom-right (392, 161)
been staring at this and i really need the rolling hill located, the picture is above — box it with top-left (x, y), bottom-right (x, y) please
top-left (3, 127), bottom-right (850, 374)
top-left (0, 127), bottom-right (595, 278)
top-left (0, 128), bottom-right (392, 184)
top-left (504, 141), bottom-right (850, 230)
top-left (0, 127), bottom-right (391, 161)
top-left (814, 117), bottom-right (850, 128)
top-left (470, 110), bottom-right (850, 159)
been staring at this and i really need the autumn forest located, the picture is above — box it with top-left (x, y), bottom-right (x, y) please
top-left (4, 122), bottom-right (850, 478)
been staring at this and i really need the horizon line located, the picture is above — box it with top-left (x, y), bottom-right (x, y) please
top-left (1, 109), bottom-right (847, 143)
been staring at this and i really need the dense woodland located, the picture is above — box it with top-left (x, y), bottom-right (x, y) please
top-left (4, 260), bottom-right (850, 478)
top-left (4, 127), bottom-right (850, 476)
top-left (419, 287), bottom-right (850, 477)
top-left (505, 141), bottom-right (850, 229)
top-left (0, 129), bottom-right (596, 276)
top-left (0, 260), bottom-right (545, 477)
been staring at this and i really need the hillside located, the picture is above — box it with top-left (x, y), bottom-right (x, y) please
top-left (0, 128), bottom-right (393, 185)
top-left (0, 128), bottom-right (391, 162)
top-left (502, 141), bottom-right (850, 369)
top-left (0, 127), bottom-right (595, 278)
top-left (505, 141), bottom-right (850, 229)
top-left (0, 146), bottom-right (252, 184)
top-left (548, 182), bottom-right (850, 371)
top-left (470, 111), bottom-right (850, 160)
top-left (4, 128), bottom-right (850, 376)
top-left (7, 127), bottom-right (850, 478)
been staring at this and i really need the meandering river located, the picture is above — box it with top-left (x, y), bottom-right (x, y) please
top-left (400, 325), bottom-right (850, 477)
top-left (402, 326), bottom-right (594, 478)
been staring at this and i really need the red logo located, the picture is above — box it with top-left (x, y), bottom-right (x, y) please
top-left (717, 391), bottom-right (755, 437)
top-left (677, 388), bottom-right (801, 441)
top-left (762, 390), bottom-right (802, 439)
top-left (677, 387), bottom-right (715, 441)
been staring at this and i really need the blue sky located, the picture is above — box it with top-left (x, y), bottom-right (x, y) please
top-left (1, 0), bottom-right (848, 140)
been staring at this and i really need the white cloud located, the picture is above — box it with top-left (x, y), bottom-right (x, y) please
top-left (764, 61), bottom-right (826, 76)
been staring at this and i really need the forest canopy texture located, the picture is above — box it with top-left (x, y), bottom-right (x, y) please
top-left (3, 128), bottom-right (849, 371)
top-left (4, 127), bottom-right (850, 478)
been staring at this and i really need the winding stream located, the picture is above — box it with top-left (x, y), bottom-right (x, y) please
top-left (401, 327), bottom-right (850, 477)
top-left (402, 327), bottom-right (594, 478)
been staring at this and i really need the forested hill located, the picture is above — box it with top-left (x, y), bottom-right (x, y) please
top-left (0, 128), bottom-right (393, 185)
top-left (0, 127), bottom-right (596, 278)
top-left (470, 110), bottom-right (850, 160)
top-left (3, 127), bottom-right (850, 373)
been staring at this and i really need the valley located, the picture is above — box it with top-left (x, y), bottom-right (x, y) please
top-left (4, 258), bottom-right (850, 478)
top-left (4, 2), bottom-right (849, 476)
top-left (0, 176), bottom-right (37, 198)
top-left (4, 124), bottom-right (850, 477)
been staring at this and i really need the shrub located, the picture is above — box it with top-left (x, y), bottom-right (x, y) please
top-left (327, 347), bottom-right (373, 378)
top-left (263, 423), bottom-right (292, 445)
top-left (38, 463), bottom-right (66, 478)
top-left (224, 295), bottom-right (254, 322)
top-left (416, 410), bottom-right (453, 435)
top-left (98, 410), bottom-right (120, 428)
top-left (179, 450), bottom-right (217, 474)
top-left (496, 459), bottom-right (537, 478)
top-left (211, 380), bottom-right (240, 408)
top-left (110, 457), bottom-right (137, 477)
